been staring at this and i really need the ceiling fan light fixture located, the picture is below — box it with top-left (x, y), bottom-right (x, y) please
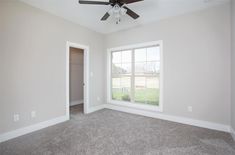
top-left (113, 4), bottom-right (120, 13)
top-left (108, 8), bottom-right (113, 15)
top-left (108, 4), bottom-right (127, 24)
top-left (79, 0), bottom-right (142, 23)
top-left (120, 7), bottom-right (127, 15)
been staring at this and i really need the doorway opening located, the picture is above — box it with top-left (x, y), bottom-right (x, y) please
top-left (69, 47), bottom-right (84, 118)
top-left (66, 42), bottom-right (89, 120)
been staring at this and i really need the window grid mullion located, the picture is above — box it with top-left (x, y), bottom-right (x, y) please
top-left (131, 48), bottom-right (135, 103)
top-left (144, 48), bottom-right (147, 104)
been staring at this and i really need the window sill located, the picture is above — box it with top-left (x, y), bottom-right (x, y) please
top-left (108, 100), bottom-right (163, 112)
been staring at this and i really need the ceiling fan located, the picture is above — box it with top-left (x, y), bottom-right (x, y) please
top-left (78, 0), bottom-right (143, 24)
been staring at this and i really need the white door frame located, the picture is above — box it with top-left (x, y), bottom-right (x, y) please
top-left (66, 41), bottom-right (90, 119)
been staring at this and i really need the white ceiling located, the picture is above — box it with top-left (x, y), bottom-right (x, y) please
top-left (20, 0), bottom-right (229, 34)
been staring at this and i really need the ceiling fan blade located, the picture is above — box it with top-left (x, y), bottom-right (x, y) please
top-left (79, 0), bottom-right (110, 5)
top-left (123, 6), bottom-right (139, 19)
top-left (101, 12), bottom-right (110, 21)
top-left (120, 0), bottom-right (143, 4)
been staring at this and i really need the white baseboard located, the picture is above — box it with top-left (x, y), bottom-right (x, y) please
top-left (104, 104), bottom-right (230, 132)
top-left (0, 104), bottom-right (230, 143)
top-left (70, 100), bottom-right (83, 106)
top-left (0, 115), bottom-right (68, 143)
top-left (231, 127), bottom-right (235, 141)
top-left (0, 104), bottom-right (103, 143)
top-left (87, 104), bottom-right (106, 113)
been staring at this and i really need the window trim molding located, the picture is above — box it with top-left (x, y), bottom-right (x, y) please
top-left (107, 41), bottom-right (164, 112)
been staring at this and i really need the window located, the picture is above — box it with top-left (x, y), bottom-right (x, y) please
top-left (108, 41), bottom-right (163, 111)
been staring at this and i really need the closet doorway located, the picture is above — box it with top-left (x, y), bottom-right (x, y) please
top-left (66, 42), bottom-right (89, 119)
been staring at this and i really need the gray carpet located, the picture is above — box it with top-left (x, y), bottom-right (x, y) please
top-left (0, 105), bottom-right (235, 155)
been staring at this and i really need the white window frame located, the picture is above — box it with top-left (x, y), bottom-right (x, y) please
top-left (107, 41), bottom-right (163, 112)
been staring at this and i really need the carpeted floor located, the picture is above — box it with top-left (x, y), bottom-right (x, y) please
top-left (0, 105), bottom-right (235, 155)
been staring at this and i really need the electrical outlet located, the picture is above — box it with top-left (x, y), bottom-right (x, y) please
top-left (14, 114), bottom-right (19, 122)
top-left (31, 111), bottom-right (36, 118)
top-left (187, 106), bottom-right (193, 112)
top-left (97, 97), bottom-right (100, 102)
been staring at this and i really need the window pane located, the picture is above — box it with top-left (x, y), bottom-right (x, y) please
top-left (112, 63), bottom-right (131, 75)
top-left (146, 77), bottom-right (159, 105)
top-left (135, 62), bottom-right (146, 74)
top-left (146, 77), bottom-right (159, 89)
top-left (112, 77), bottom-right (131, 102)
top-left (147, 46), bottom-right (160, 61)
top-left (121, 76), bottom-right (131, 88)
top-left (112, 52), bottom-right (121, 63)
top-left (135, 48), bottom-right (146, 62)
top-left (146, 62), bottom-right (160, 74)
top-left (134, 77), bottom-right (146, 103)
top-left (145, 88), bottom-right (159, 105)
top-left (112, 63), bottom-right (122, 74)
top-left (135, 87), bottom-right (146, 104)
top-left (122, 63), bottom-right (131, 75)
top-left (135, 77), bottom-right (146, 88)
top-left (134, 76), bottom-right (159, 106)
top-left (112, 77), bottom-right (120, 88)
top-left (122, 50), bottom-right (132, 63)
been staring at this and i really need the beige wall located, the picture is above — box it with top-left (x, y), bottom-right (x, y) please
top-left (70, 48), bottom-right (84, 106)
top-left (231, 0), bottom-right (235, 130)
top-left (0, 1), bottom-right (105, 134)
top-left (105, 4), bottom-right (231, 125)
